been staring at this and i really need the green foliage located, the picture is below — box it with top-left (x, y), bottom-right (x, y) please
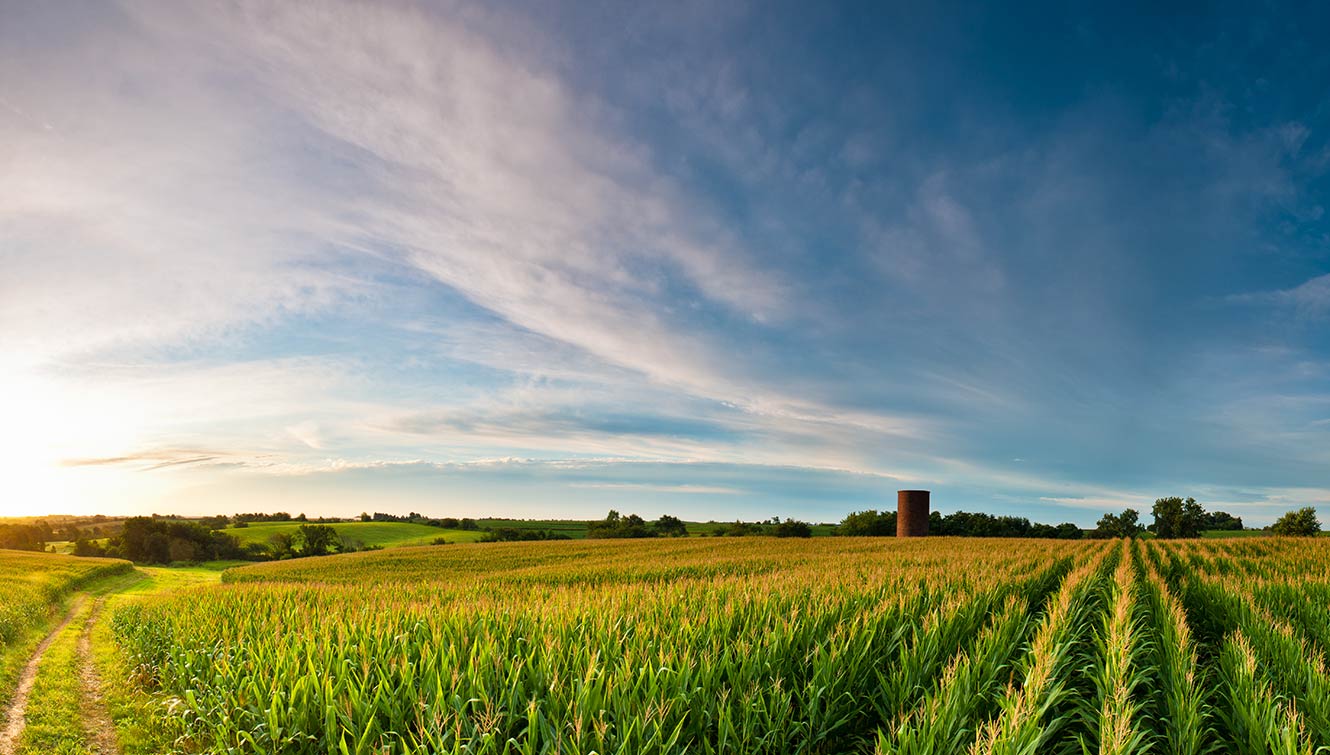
top-left (1092, 509), bottom-right (1145, 539)
top-left (1270, 507), bottom-right (1321, 537)
top-left (226, 521), bottom-right (488, 553)
top-left (585, 509), bottom-right (656, 538)
top-left (1204, 510), bottom-right (1245, 531)
top-left (773, 518), bottom-right (812, 538)
top-left (480, 528), bottom-right (571, 542)
top-left (105, 517), bottom-right (244, 564)
top-left (838, 509), bottom-right (897, 536)
top-left (1152, 496), bottom-right (1206, 539)
top-left (0, 551), bottom-right (129, 650)
top-left (654, 514), bottom-right (688, 538)
top-left (101, 536), bottom-right (1330, 753)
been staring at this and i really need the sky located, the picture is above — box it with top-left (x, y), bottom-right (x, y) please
top-left (3, 1), bottom-right (1330, 526)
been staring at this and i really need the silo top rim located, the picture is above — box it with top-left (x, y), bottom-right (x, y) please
top-left (898, 489), bottom-right (931, 493)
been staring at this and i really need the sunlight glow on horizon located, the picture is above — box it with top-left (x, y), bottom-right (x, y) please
top-left (4, 2), bottom-right (1330, 526)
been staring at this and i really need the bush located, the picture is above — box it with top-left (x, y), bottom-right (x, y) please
top-left (837, 510), bottom-right (896, 536)
top-left (1091, 509), bottom-right (1144, 539)
top-left (1270, 507), bottom-right (1321, 537)
top-left (773, 519), bottom-right (812, 538)
top-left (587, 511), bottom-right (655, 539)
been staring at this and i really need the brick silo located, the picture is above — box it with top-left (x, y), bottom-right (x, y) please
top-left (897, 490), bottom-right (930, 537)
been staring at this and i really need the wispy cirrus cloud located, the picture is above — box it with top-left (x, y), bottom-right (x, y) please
top-left (61, 449), bottom-right (235, 471)
top-left (6, 1), bottom-right (1330, 524)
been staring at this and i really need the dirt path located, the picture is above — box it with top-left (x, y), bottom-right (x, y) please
top-left (78, 598), bottom-right (120, 755)
top-left (0, 596), bottom-right (85, 755)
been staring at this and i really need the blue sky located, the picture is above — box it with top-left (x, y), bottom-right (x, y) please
top-left (3, 0), bottom-right (1330, 525)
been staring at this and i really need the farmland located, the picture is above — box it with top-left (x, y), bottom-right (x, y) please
top-left (223, 520), bottom-right (488, 548)
top-left (0, 551), bottom-right (131, 666)
top-left (86, 535), bottom-right (1330, 754)
top-left (0, 550), bottom-right (133, 749)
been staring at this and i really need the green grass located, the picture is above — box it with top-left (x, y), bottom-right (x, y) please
top-left (1200, 530), bottom-right (1268, 538)
top-left (16, 600), bottom-right (93, 755)
top-left (89, 564), bottom-right (232, 754)
top-left (223, 521), bottom-right (487, 548)
top-left (477, 518), bottom-right (591, 537)
top-left (0, 551), bottom-right (131, 708)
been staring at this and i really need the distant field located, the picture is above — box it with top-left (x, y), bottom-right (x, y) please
top-left (1200, 529), bottom-right (1268, 538)
top-left (477, 518), bottom-right (590, 538)
top-left (223, 521), bottom-right (487, 547)
top-left (478, 518), bottom-right (839, 538)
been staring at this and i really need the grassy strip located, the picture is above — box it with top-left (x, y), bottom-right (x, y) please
top-left (15, 600), bottom-right (93, 755)
top-left (0, 616), bottom-right (56, 723)
top-left (90, 566), bottom-right (230, 754)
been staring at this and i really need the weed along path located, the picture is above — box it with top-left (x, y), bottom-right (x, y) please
top-left (0, 597), bottom-right (85, 755)
top-left (0, 563), bottom-right (225, 755)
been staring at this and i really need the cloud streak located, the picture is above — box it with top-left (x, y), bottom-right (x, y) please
top-left (5, 1), bottom-right (1330, 524)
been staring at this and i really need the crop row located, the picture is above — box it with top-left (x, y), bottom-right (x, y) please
top-left (111, 536), bottom-right (1330, 754)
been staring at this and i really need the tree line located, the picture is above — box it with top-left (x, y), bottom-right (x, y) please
top-left (586, 511), bottom-right (815, 539)
top-left (836, 509), bottom-right (1084, 538)
top-left (1091, 497), bottom-right (1318, 538)
top-left (70, 518), bottom-right (372, 563)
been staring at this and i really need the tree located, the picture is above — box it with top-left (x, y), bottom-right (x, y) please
top-left (1271, 507), bottom-right (1321, 537)
top-left (1092, 509), bottom-right (1144, 539)
top-left (653, 515), bottom-right (688, 538)
top-left (587, 510), bottom-right (656, 539)
top-left (1152, 497), bottom-right (1205, 539)
top-left (1054, 522), bottom-right (1084, 540)
top-left (73, 538), bottom-right (106, 557)
top-left (295, 524), bottom-right (340, 556)
top-left (268, 532), bottom-right (295, 560)
top-left (1204, 511), bottom-right (1244, 531)
top-left (108, 517), bottom-right (240, 563)
top-left (773, 519), bottom-right (813, 538)
top-left (837, 509), bottom-right (896, 536)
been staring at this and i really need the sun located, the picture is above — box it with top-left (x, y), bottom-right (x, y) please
top-left (0, 367), bottom-right (142, 517)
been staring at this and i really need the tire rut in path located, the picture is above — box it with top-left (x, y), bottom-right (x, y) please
top-left (77, 597), bottom-right (121, 755)
top-left (0, 596), bottom-right (85, 755)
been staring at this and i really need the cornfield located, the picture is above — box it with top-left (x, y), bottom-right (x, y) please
top-left (109, 537), bottom-right (1330, 754)
top-left (0, 550), bottom-right (131, 649)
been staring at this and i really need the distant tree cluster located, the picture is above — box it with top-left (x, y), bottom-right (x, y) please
top-left (1092, 509), bottom-right (1145, 539)
top-left (582, 511), bottom-right (814, 539)
top-left (703, 516), bottom-right (814, 538)
top-left (481, 528), bottom-right (572, 543)
top-left (231, 512), bottom-right (295, 524)
top-left (1270, 507), bottom-right (1321, 537)
top-left (1204, 511), bottom-right (1245, 531)
top-left (836, 510), bottom-right (897, 536)
top-left (77, 517), bottom-right (247, 564)
top-left (360, 512), bottom-right (480, 530)
top-left (930, 511), bottom-right (1082, 539)
top-left (773, 519), bottom-right (813, 538)
top-left (588, 510), bottom-right (677, 539)
top-left (0, 522), bottom-right (53, 551)
top-left (1141, 497), bottom-right (1245, 539)
top-left (835, 509), bottom-right (1081, 539)
top-left (262, 524), bottom-right (358, 559)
